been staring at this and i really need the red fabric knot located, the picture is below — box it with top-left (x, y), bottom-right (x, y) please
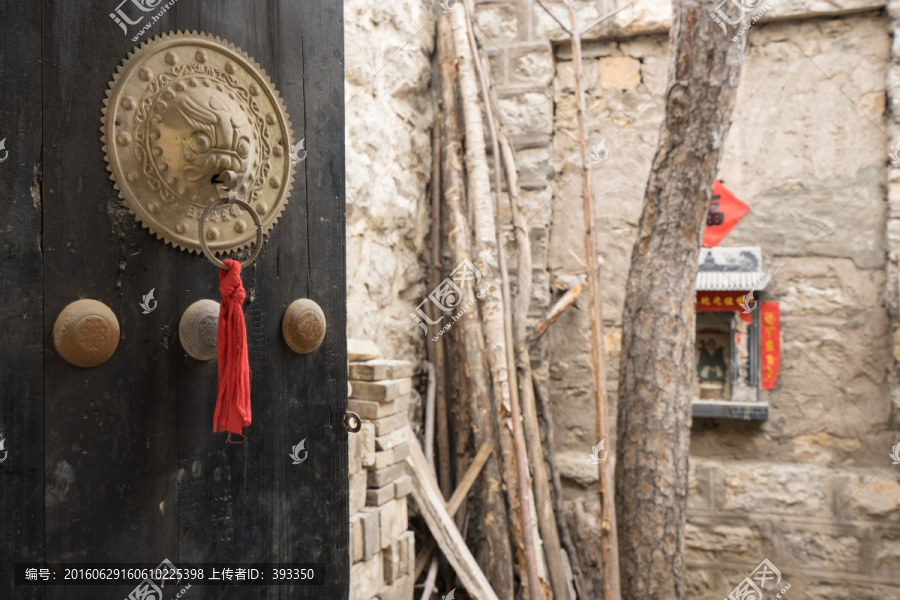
top-left (213, 258), bottom-right (251, 438)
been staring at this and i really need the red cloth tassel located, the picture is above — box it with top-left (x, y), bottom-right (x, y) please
top-left (214, 259), bottom-right (251, 439)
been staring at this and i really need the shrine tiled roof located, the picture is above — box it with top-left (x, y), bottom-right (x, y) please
top-left (697, 246), bottom-right (771, 292)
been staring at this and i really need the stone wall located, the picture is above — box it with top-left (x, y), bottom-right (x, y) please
top-left (344, 0), bottom-right (436, 362)
top-left (479, 0), bottom-right (900, 598)
top-left (348, 340), bottom-right (416, 600)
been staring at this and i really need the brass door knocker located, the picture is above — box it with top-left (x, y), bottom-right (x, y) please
top-left (102, 31), bottom-right (295, 262)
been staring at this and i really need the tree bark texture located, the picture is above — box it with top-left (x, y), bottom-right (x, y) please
top-left (614, 0), bottom-right (747, 597)
top-left (438, 15), bottom-right (514, 597)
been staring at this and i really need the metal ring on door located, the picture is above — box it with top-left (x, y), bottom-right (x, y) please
top-left (343, 411), bottom-right (362, 433)
top-left (197, 198), bottom-right (264, 270)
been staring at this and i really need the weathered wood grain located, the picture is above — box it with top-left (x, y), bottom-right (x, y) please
top-left (0, 1), bottom-right (44, 598)
top-left (42, 5), bottom-right (180, 600)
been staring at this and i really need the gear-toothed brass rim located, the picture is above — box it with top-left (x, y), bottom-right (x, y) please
top-left (101, 31), bottom-right (294, 254)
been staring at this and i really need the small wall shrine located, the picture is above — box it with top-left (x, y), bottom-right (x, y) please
top-left (693, 246), bottom-right (779, 420)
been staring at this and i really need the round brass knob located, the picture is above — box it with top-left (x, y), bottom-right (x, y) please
top-left (179, 299), bottom-right (220, 361)
top-left (282, 299), bottom-right (326, 354)
top-left (53, 300), bottom-right (120, 368)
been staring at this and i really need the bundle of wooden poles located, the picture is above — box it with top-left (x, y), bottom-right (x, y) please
top-left (411, 2), bottom-right (622, 599)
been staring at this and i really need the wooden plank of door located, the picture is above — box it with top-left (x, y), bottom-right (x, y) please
top-left (0, 2), bottom-right (44, 599)
top-left (169, 2), bottom-right (348, 599)
top-left (172, 8), bottom-right (283, 595)
top-left (288, 1), bottom-right (349, 598)
top-left (41, 3), bottom-right (179, 599)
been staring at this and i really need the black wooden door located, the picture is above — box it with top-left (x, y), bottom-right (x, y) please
top-left (1, 2), bottom-right (348, 599)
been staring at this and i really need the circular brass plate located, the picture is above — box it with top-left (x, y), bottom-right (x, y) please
top-left (282, 298), bottom-right (326, 354)
top-left (54, 300), bottom-right (120, 368)
top-left (102, 31), bottom-right (294, 254)
top-left (179, 299), bottom-right (220, 361)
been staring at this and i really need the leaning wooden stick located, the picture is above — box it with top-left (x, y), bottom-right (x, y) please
top-left (406, 431), bottom-right (500, 600)
top-left (533, 2), bottom-right (627, 599)
top-left (531, 284), bottom-right (583, 341)
top-left (461, 4), bottom-right (545, 599)
top-left (439, 11), bottom-right (513, 595)
top-left (414, 441), bottom-right (494, 579)
top-left (451, 4), bottom-right (533, 597)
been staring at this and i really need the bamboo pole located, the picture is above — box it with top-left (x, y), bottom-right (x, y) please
top-left (532, 2), bottom-right (630, 598)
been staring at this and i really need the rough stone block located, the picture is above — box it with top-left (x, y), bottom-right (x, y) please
top-left (508, 44), bottom-right (554, 88)
top-left (350, 378), bottom-right (412, 402)
top-left (350, 553), bottom-right (382, 600)
top-left (350, 359), bottom-right (414, 381)
top-left (395, 498), bottom-right (408, 539)
top-left (350, 471), bottom-right (367, 514)
top-left (348, 395), bottom-right (408, 419)
top-left (721, 464), bottom-right (829, 517)
top-left (845, 475), bottom-right (900, 520)
top-left (398, 530), bottom-right (415, 577)
top-left (394, 475), bottom-right (413, 499)
top-left (392, 443), bottom-right (409, 463)
top-left (360, 507), bottom-right (381, 560)
top-left (376, 575), bottom-right (411, 600)
top-left (497, 93), bottom-right (553, 137)
top-left (350, 513), bottom-right (365, 563)
top-left (688, 459), bottom-right (716, 512)
top-left (374, 448), bottom-right (400, 470)
top-left (783, 528), bottom-right (861, 571)
top-left (373, 412), bottom-right (407, 436)
top-left (348, 338), bottom-right (380, 361)
top-left (360, 422), bottom-right (376, 468)
top-left (375, 427), bottom-right (409, 451)
top-left (685, 523), bottom-right (761, 559)
top-left (367, 483), bottom-right (395, 507)
top-left (379, 499), bottom-right (402, 550)
top-left (368, 463), bottom-right (406, 489)
top-left (382, 537), bottom-right (404, 584)
top-left (599, 56), bottom-right (641, 89)
top-left (791, 432), bottom-right (861, 465)
top-left (349, 426), bottom-right (363, 476)
top-left (475, 2), bottom-right (519, 43)
top-left (875, 538), bottom-right (900, 573)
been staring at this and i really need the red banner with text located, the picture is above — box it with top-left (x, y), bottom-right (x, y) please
top-left (760, 302), bottom-right (780, 390)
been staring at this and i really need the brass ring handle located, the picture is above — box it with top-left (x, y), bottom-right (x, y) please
top-left (198, 198), bottom-right (264, 270)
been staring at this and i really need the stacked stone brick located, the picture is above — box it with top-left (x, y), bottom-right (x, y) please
top-left (348, 340), bottom-right (415, 600)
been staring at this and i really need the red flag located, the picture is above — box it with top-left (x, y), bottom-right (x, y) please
top-left (703, 181), bottom-right (750, 247)
top-left (759, 302), bottom-right (780, 390)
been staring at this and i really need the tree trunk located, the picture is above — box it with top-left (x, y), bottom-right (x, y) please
top-left (614, 1), bottom-right (747, 598)
top-left (438, 14), bottom-right (514, 598)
